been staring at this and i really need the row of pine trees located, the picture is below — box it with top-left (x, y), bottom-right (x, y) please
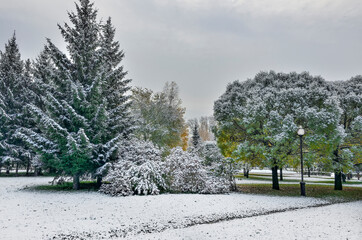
top-left (0, 0), bottom-right (133, 189)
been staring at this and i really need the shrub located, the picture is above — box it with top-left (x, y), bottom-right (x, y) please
top-left (99, 139), bottom-right (166, 196)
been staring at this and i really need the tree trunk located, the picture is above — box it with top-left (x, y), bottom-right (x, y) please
top-left (26, 159), bottom-right (30, 176)
top-left (34, 167), bottom-right (38, 176)
top-left (308, 167), bottom-right (311, 177)
top-left (15, 162), bottom-right (19, 176)
top-left (6, 167), bottom-right (10, 174)
top-left (73, 173), bottom-right (80, 190)
top-left (272, 165), bottom-right (279, 190)
top-left (342, 173), bottom-right (346, 183)
top-left (0, 162), bottom-right (2, 175)
top-left (96, 176), bottom-right (102, 188)
top-left (243, 168), bottom-right (249, 178)
top-left (279, 168), bottom-right (283, 181)
top-left (334, 171), bottom-right (343, 190)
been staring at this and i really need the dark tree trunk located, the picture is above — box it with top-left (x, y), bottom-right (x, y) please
top-left (15, 162), bottom-right (19, 176)
top-left (34, 167), bottom-right (38, 176)
top-left (333, 148), bottom-right (342, 190)
top-left (272, 165), bottom-right (279, 190)
top-left (6, 167), bottom-right (10, 174)
top-left (26, 159), bottom-right (30, 176)
top-left (308, 167), bottom-right (311, 177)
top-left (73, 174), bottom-right (80, 190)
top-left (243, 168), bottom-right (249, 178)
top-left (96, 176), bottom-right (102, 188)
top-left (342, 173), bottom-right (346, 183)
top-left (279, 168), bottom-right (283, 181)
top-left (334, 171), bottom-right (343, 190)
top-left (0, 162), bottom-right (2, 175)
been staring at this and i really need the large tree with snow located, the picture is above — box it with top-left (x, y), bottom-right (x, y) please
top-left (214, 71), bottom-right (343, 190)
top-left (0, 33), bottom-right (36, 175)
top-left (331, 76), bottom-right (362, 190)
top-left (16, 0), bottom-right (133, 189)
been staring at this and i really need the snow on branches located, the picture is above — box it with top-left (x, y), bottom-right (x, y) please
top-left (100, 139), bottom-right (166, 196)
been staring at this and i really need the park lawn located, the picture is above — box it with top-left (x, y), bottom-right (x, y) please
top-left (237, 183), bottom-right (362, 202)
top-left (235, 174), bottom-right (362, 185)
top-left (0, 172), bottom-right (57, 177)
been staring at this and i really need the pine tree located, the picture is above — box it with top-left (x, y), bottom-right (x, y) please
top-left (18, 0), bottom-right (133, 189)
top-left (191, 120), bottom-right (202, 150)
top-left (0, 33), bottom-right (35, 175)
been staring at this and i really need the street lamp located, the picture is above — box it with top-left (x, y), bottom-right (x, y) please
top-left (297, 126), bottom-right (306, 196)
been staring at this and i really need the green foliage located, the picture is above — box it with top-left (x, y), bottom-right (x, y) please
top-left (131, 82), bottom-right (186, 149)
top-left (214, 71), bottom-right (346, 174)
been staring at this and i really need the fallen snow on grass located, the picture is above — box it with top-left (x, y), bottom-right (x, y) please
top-left (0, 177), bottom-right (344, 239)
top-left (132, 201), bottom-right (362, 240)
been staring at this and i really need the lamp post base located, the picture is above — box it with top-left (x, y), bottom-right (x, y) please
top-left (300, 181), bottom-right (306, 196)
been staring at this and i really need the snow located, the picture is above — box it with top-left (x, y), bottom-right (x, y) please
top-left (133, 201), bottom-right (362, 240)
top-left (2, 177), bottom-right (359, 239)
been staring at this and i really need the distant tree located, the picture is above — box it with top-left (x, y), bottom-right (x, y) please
top-left (199, 116), bottom-right (212, 141)
top-left (131, 82), bottom-right (186, 149)
top-left (16, 0), bottom-right (133, 189)
top-left (190, 120), bottom-right (202, 150)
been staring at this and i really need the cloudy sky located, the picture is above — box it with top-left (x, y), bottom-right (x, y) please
top-left (0, 0), bottom-right (361, 119)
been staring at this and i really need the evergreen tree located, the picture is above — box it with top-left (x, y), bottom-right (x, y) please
top-left (0, 33), bottom-right (35, 175)
top-left (18, 0), bottom-right (133, 189)
top-left (191, 120), bottom-right (202, 150)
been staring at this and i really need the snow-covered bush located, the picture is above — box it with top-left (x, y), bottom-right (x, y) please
top-left (99, 139), bottom-right (166, 196)
top-left (165, 147), bottom-right (230, 194)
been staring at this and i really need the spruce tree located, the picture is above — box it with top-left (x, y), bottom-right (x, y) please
top-left (19, 0), bottom-right (133, 189)
top-left (0, 33), bottom-right (35, 175)
top-left (191, 121), bottom-right (202, 150)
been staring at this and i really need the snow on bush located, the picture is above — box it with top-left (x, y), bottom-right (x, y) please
top-left (165, 147), bottom-right (230, 194)
top-left (100, 139), bottom-right (166, 196)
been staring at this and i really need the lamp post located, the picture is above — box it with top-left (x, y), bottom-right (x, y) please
top-left (298, 126), bottom-right (306, 196)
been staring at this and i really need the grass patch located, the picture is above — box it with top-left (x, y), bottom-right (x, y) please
top-left (31, 181), bottom-right (99, 191)
top-left (235, 174), bottom-right (362, 185)
top-left (0, 172), bottom-right (57, 177)
top-left (237, 183), bottom-right (362, 202)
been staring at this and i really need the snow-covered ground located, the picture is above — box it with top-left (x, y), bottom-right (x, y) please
top-left (131, 201), bottom-right (362, 240)
top-left (0, 177), bottom-right (360, 240)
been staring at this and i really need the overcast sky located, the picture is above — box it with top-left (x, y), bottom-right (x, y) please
top-left (0, 0), bottom-right (361, 119)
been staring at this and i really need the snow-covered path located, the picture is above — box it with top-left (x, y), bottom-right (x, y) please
top-left (0, 177), bottom-right (360, 239)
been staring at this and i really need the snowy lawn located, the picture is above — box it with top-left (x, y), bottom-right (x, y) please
top-left (0, 177), bottom-right (359, 240)
top-left (131, 201), bottom-right (362, 240)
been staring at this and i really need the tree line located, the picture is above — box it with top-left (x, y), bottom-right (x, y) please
top-left (0, 0), bottom-right (360, 193)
